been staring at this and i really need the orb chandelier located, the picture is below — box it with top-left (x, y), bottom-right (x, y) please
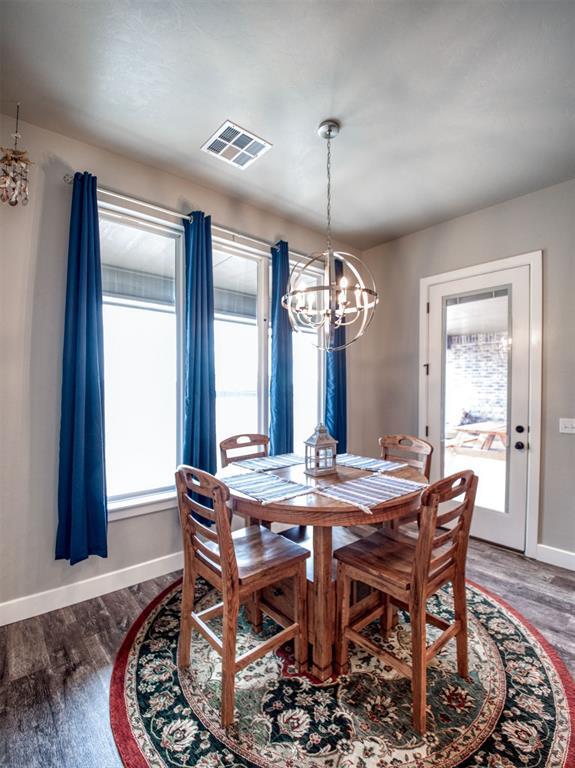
top-left (282, 119), bottom-right (378, 352)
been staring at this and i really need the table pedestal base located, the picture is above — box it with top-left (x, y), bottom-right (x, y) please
top-left (258, 525), bottom-right (371, 682)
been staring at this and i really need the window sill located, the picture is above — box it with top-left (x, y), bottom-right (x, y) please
top-left (108, 490), bottom-right (177, 522)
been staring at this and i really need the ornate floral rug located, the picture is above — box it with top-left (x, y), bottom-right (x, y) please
top-left (110, 578), bottom-right (574, 768)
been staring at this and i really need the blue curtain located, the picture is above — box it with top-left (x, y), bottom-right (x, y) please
top-left (56, 172), bottom-right (108, 564)
top-left (269, 240), bottom-right (293, 455)
top-left (182, 212), bottom-right (217, 482)
top-left (325, 259), bottom-right (347, 452)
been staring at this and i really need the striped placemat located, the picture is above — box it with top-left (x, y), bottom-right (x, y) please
top-left (336, 453), bottom-right (407, 472)
top-left (318, 473), bottom-right (427, 514)
top-left (234, 453), bottom-right (305, 472)
top-left (224, 472), bottom-right (312, 504)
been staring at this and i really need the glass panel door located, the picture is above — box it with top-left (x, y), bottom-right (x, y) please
top-left (427, 265), bottom-right (530, 550)
top-left (443, 289), bottom-right (510, 513)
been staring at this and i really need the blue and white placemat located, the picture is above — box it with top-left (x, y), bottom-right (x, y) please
top-left (335, 453), bottom-right (407, 472)
top-left (233, 453), bottom-right (305, 472)
top-left (318, 473), bottom-right (427, 514)
top-left (224, 472), bottom-right (312, 504)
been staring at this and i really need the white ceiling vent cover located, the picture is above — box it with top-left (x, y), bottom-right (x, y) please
top-left (201, 120), bottom-right (272, 169)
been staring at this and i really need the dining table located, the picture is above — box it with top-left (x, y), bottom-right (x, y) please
top-left (217, 458), bottom-right (427, 681)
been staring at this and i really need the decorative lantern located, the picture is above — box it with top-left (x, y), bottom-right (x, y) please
top-left (304, 423), bottom-right (337, 477)
top-left (1, 104), bottom-right (31, 207)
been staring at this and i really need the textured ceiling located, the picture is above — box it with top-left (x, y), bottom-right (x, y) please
top-left (1, 0), bottom-right (574, 248)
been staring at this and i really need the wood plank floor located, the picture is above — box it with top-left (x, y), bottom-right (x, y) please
top-left (1, 539), bottom-right (573, 768)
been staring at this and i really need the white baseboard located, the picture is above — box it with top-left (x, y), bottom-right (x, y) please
top-left (536, 544), bottom-right (575, 572)
top-left (0, 551), bottom-right (183, 627)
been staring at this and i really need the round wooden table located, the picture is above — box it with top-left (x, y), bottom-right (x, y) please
top-left (218, 462), bottom-right (426, 681)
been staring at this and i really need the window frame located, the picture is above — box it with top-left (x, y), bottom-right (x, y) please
top-left (99, 203), bottom-right (185, 520)
top-left (98, 201), bottom-right (325, 521)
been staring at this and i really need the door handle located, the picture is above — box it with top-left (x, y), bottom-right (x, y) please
top-left (514, 441), bottom-right (525, 450)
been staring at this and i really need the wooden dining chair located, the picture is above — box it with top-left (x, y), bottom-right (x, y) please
top-left (176, 464), bottom-right (310, 728)
top-left (219, 433), bottom-right (272, 529)
top-left (219, 433), bottom-right (270, 467)
top-left (379, 434), bottom-right (434, 480)
top-left (377, 434), bottom-right (434, 538)
top-left (335, 470), bottom-right (478, 734)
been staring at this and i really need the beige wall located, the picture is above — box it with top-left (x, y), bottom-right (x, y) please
top-left (2, 114), bottom-right (573, 609)
top-left (0, 116), bottom-right (358, 605)
top-left (348, 178), bottom-right (575, 553)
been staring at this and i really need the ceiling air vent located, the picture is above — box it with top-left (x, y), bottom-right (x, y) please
top-left (201, 120), bottom-right (272, 170)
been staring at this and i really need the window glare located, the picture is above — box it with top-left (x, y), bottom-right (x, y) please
top-left (99, 212), bottom-right (179, 501)
top-left (293, 331), bottom-right (320, 450)
top-left (103, 303), bottom-right (177, 498)
top-left (214, 318), bottom-right (258, 460)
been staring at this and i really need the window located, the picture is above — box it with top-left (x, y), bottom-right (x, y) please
top-left (213, 250), bottom-right (260, 453)
top-left (213, 249), bottom-right (264, 463)
top-left (99, 201), bottom-right (323, 509)
top-left (99, 211), bottom-right (182, 503)
top-left (293, 330), bottom-right (322, 448)
top-left (212, 246), bottom-right (323, 461)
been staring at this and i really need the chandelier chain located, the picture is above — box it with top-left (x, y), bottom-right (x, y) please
top-left (280, 118), bottom-right (378, 352)
top-left (14, 103), bottom-right (20, 150)
top-left (326, 131), bottom-right (332, 254)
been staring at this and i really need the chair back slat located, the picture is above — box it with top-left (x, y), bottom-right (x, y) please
top-left (220, 433), bottom-right (270, 467)
top-left (429, 546), bottom-right (457, 573)
top-left (413, 471), bottom-right (477, 592)
top-left (435, 503), bottom-right (467, 529)
top-left (175, 465), bottom-right (238, 586)
top-left (193, 533), bottom-right (222, 564)
top-left (432, 523), bottom-right (461, 550)
top-left (189, 513), bottom-right (219, 542)
top-left (379, 434), bottom-right (433, 479)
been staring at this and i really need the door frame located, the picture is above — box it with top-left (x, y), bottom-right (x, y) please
top-left (418, 251), bottom-right (542, 558)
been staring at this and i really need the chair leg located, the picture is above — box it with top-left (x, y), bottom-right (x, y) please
top-left (178, 555), bottom-right (196, 669)
top-left (293, 564), bottom-right (308, 672)
top-left (410, 601), bottom-right (427, 734)
top-left (453, 572), bottom-right (469, 679)
top-left (245, 592), bottom-right (263, 634)
top-left (335, 563), bottom-right (351, 675)
top-left (380, 593), bottom-right (395, 639)
top-left (221, 597), bottom-right (239, 728)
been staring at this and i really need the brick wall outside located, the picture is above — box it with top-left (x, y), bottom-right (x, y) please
top-left (445, 332), bottom-right (509, 428)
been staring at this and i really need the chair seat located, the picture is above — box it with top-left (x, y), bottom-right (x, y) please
top-left (335, 528), bottom-right (454, 592)
top-left (229, 525), bottom-right (310, 584)
top-left (335, 530), bottom-right (415, 590)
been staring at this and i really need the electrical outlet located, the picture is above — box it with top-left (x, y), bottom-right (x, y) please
top-left (559, 418), bottom-right (575, 434)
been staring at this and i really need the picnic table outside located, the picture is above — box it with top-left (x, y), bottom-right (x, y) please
top-left (453, 421), bottom-right (507, 450)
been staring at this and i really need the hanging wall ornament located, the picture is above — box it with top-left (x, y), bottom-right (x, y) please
top-left (1, 103), bottom-right (32, 207)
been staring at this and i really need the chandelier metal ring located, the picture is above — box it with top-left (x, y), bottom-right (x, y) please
top-left (282, 249), bottom-right (378, 351)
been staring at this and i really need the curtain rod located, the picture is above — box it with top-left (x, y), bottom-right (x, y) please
top-left (62, 173), bottom-right (307, 258)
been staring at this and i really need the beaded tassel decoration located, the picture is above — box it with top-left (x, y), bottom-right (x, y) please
top-left (1, 104), bottom-right (31, 207)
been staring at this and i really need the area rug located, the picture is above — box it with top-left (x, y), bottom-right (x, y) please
top-left (110, 578), bottom-right (574, 768)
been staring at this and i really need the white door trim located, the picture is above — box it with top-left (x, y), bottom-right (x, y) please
top-left (418, 251), bottom-right (542, 558)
